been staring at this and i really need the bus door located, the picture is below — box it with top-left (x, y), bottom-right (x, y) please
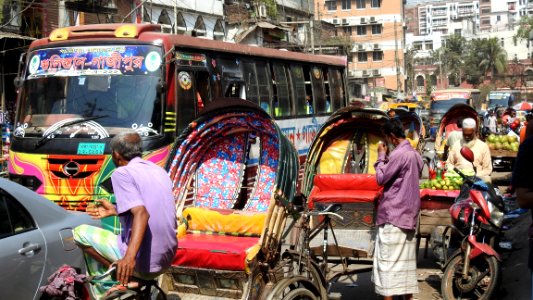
top-left (175, 67), bottom-right (211, 131)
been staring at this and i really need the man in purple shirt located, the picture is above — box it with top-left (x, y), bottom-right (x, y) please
top-left (372, 119), bottom-right (423, 300)
top-left (74, 131), bottom-right (177, 297)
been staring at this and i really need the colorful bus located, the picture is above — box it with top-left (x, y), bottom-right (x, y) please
top-left (9, 24), bottom-right (347, 229)
top-left (488, 90), bottom-right (519, 109)
top-left (429, 89), bottom-right (481, 136)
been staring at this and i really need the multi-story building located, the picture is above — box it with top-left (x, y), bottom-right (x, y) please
top-left (415, 1), bottom-right (479, 36)
top-left (316, 0), bottom-right (406, 100)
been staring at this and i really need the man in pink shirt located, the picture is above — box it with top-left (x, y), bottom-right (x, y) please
top-left (373, 119), bottom-right (423, 300)
top-left (74, 131), bottom-right (177, 298)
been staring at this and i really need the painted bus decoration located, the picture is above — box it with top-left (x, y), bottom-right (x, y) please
top-left (9, 24), bottom-right (347, 229)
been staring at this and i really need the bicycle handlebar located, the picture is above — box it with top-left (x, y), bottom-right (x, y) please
top-left (308, 211), bottom-right (344, 221)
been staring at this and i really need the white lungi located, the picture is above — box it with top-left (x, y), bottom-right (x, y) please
top-left (372, 224), bottom-right (419, 296)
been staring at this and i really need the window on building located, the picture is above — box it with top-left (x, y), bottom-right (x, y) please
top-left (413, 42), bottom-right (422, 50)
top-left (356, 0), bottom-right (365, 9)
top-left (497, 15), bottom-right (501, 22)
top-left (325, 0), bottom-right (336, 11)
top-left (373, 51), bottom-right (383, 61)
top-left (341, 0), bottom-right (351, 10)
top-left (371, 0), bottom-right (381, 8)
top-left (358, 52), bottom-right (368, 62)
top-left (454, 29), bottom-right (461, 35)
top-left (501, 38), bottom-right (504, 47)
top-left (357, 26), bottom-right (367, 35)
top-left (371, 24), bottom-right (382, 35)
top-left (481, 8), bottom-right (490, 14)
top-left (344, 27), bottom-right (352, 36)
top-left (481, 19), bottom-right (490, 25)
top-left (425, 42), bottom-right (433, 50)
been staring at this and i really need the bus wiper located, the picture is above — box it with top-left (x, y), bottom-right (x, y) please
top-left (35, 115), bottom-right (107, 149)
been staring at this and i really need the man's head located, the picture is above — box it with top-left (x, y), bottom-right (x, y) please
top-left (110, 131), bottom-right (142, 167)
top-left (511, 111), bottom-right (517, 117)
top-left (462, 118), bottom-right (477, 143)
top-left (382, 119), bottom-right (406, 146)
top-left (387, 110), bottom-right (396, 118)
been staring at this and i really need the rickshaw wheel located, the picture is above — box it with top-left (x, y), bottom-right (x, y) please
top-left (281, 288), bottom-right (318, 300)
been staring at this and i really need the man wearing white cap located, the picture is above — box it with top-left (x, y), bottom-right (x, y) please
top-left (446, 118), bottom-right (493, 182)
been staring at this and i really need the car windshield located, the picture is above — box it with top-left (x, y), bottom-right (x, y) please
top-left (15, 44), bottom-right (163, 138)
top-left (430, 98), bottom-right (468, 113)
top-left (488, 98), bottom-right (509, 108)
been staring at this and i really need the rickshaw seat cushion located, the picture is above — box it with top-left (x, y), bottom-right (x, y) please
top-left (181, 207), bottom-right (266, 237)
top-left (172, 234), bottom-right (260, 271)
top-left (313, 174), bottom-right (381, 191)
top-left (308, 174), bottom-right (382, 208)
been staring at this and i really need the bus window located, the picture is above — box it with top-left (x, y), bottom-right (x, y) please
top-left (243, 61), bottom-right (259, 105)
top-left (303, 66), bottom-right (314, 114)
top-left (323, 68), bottom-right (331, 112)
top-left (290, 64), bottom-right (307, 116)
top-left (256, 61), bottom-right (272, 114)
top-left (195, 71), bottom-right (210, 110)
top-left (216, 57), bottom-right (245, 99)
top-left (329, 68), bottom-right (343, 111)
top-left (310, 66), bottom-right (326, 114)
top-left (176, 70), bottom-right (197, 131)
top-left (272, 63), bottom-right (292, 117)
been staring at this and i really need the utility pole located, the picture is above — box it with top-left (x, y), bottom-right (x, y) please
top-left (394, 18), bottom-right (401, 95)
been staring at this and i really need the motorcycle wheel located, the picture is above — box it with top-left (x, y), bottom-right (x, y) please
top-left (441, 254), bottom-right (500, 300)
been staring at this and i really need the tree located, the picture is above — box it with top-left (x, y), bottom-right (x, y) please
top-left (515, 16), bottom-right (533, 41)
top-left (404, 48), bottom-right (416, 94)
top-left (432, 34), bottom-right (466, 87)
top-left (479, 38), bottom-right (507, 83)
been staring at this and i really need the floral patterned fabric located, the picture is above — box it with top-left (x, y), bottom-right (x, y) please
top-left (195, 134), bottom-right (247, 209)
top-left (168, 112), bottom-right (281, 213)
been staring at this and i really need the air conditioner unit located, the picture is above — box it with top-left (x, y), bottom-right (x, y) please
top-left (362, 70), bottom-right (370, 77)
top-left (160, 24), bottom-right (173, 33)
top-left (342, 18), bottom-right (348, 25)
top-left (332, 18), bottom-right (339, 25)
top-left (358, 44), bottom-right (365, 51)
top-left (370, 16), bottom-right (377, 23)
top-left (360, 17), bottom-right (367, 24)
top-left (373, 69), bottom-right (381, 76)
top-left (374, 43), bottom-right (380, 50)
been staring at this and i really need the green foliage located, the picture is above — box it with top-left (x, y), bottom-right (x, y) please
top-left (257, 0), bottom-right (277, 18)
top-left (515, 16), bottom-right (533, 41)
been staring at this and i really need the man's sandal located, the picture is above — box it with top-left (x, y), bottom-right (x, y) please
top-left (103, 282), bottom-right (139, 300)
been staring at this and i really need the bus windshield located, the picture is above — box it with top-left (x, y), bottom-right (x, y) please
top-left (16, 45), bottom-right (163, 138)
top-left (430, 98), bottom-right (468, 114)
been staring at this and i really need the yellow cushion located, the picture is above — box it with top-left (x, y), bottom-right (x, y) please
top-left (181, 207), bottom-right (266, 236)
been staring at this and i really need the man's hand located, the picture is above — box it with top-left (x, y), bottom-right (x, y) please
top-left (378, 141), bottom-right (388, 155)
top-left (115, 255), bottom-right (136, 285)
top-left (86, 199), bottom-right (117, 219)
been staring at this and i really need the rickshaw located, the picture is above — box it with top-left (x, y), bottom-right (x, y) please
top-left (296, 107), bottom-right (391, 284)
top-left (433, 103), bottom-right (479, 160)
top-left (160, 99), bottom-right (325, 300)
top-left (389, 107), bottom-right (426, 151)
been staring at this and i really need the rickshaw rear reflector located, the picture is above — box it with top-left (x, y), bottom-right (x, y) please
top-left (114, 25), bottom-right (139, 38)
top-left (49, 28), bottom-right (69, 41)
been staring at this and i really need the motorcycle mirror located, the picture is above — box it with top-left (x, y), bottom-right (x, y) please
top-left (460, 147), bottom-right (475, 163)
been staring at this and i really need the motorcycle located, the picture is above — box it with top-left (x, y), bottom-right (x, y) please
top-left (431, 147), bottom-right (505, 300)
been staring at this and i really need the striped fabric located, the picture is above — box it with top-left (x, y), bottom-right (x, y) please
top-left (372, 224), bottom-right (419, 297)
top-left (73, 224), bottom-right (122, 299)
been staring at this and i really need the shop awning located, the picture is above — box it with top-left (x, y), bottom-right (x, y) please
top-left (0, 32), bottom-right (35, 41)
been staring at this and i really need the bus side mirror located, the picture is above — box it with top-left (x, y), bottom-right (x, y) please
top-left (14, 76), bottom-right (24, 88)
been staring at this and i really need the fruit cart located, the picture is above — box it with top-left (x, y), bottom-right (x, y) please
top-left (486, 133), bottom-right (519, 171)
top-left (417, 169), bottom-right (470, 257)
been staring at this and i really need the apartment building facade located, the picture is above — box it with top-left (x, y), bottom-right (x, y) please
top-left (316, 0), bottom-right (406, 100)
top-left (416, 1), bottom-right (479, 36)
